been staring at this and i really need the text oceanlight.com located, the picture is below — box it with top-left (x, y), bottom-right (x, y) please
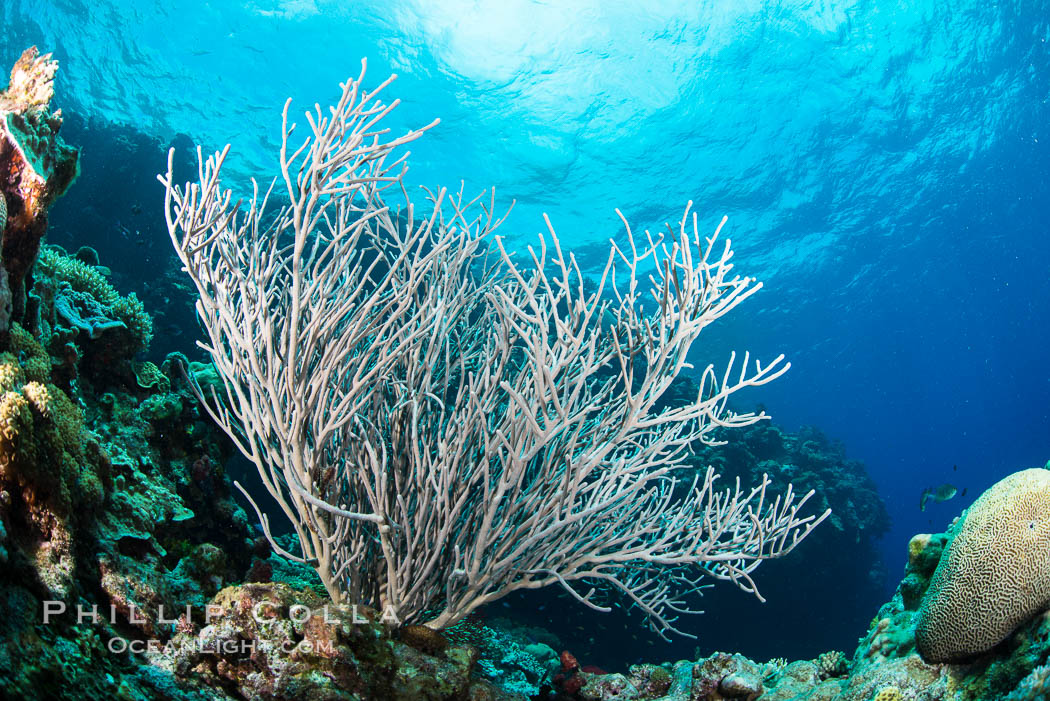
top-left (108, 636), bottom-right (340, 655)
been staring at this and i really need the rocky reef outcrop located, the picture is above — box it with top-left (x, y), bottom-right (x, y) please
top-left (0, 47), bottom-right (79, 328)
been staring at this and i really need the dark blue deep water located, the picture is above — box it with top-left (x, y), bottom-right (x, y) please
top-left (4, 0), bottom-right (1049, 669)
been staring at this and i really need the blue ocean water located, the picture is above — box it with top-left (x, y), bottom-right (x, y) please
top-left (4, 0), bottom-right (1049, 663)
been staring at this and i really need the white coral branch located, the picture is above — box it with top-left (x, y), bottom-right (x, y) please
top-left (158, 59), bottom-right (829, 639)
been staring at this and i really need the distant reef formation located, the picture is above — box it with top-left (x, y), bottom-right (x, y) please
top-left (486, 412), bottom-right (894, 670)
top-left (689, 418), bottom-right (891, 549)
top-left (697, 415), bottom-right (894, 646)
top-left (645, 383), bottom-right (892, 663)
top-left (543, 462), bottom-right (1050, 701)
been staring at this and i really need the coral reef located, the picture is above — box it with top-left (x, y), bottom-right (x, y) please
top-left (692, 652), bottom-right (765, 700)
top-left (149, 582), bottom-right (524, 700)
top-left (5, 42), bottom-right (1050, 701)
top-left (0, 62), bottom-right (259, 690)
top-left (0, 47), bottom-right (79, 325)
top-left (539, 465), bottom-right (1050, 701)
top-left (0, 286), bottom-right (948, 701)
top-left (0, 210), bottom-right (549, 699)
top-left (0, 322), bottom-right (102, 599)
top-left (471, 623), bottom-right (560, 697)
top-left (41, 103), bottom-right (203, 362)
top-left (0, 289), bottom-right (256, 696)
top-left (36, 245), bottom-right (154, 363)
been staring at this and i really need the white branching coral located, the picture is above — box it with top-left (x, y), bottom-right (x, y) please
top-left (158, 60), bottom-right (829, 638)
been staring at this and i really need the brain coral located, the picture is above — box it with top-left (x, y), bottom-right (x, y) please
top-left (915, 468), bottom-right (1050, 662)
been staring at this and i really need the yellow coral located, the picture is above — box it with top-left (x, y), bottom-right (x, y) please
top-left (21, 381), bottom-right (52, 417)
top-left (873, 687), bottom-right (901, 701)
top-left (0, 353), bottom-right (25, 393)
top-left (907, 533), bottom-right (931, 565)
top-left (0, 391), bottom-right (31, 443)
top-left (20, 380), bottom-right (83, 446)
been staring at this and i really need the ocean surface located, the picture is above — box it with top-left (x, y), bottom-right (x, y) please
top-left (3, 0), bottom-right (1048, 667)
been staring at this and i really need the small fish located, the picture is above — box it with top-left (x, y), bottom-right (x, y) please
top-left (920, 483), bottom-right (959, 511)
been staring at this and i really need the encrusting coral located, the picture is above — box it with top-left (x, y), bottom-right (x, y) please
top-left (916, 468), bottom-right (1050, 663)
top-left (0, 48), bottom-right (261, 698)
top-left (872, 687), bottom-right (902, 701)
top-left (1006, 663), bottom-right (1050, 701)
top-left (0, 47), bottom-right (79, 324)
top-left (0, 322), bottom-right (102, 599)
top-left (36, 246), bottom-right (153, 354)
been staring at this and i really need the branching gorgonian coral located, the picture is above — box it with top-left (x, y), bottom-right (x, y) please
top-left (159, 60), bottom-right (829, 638)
